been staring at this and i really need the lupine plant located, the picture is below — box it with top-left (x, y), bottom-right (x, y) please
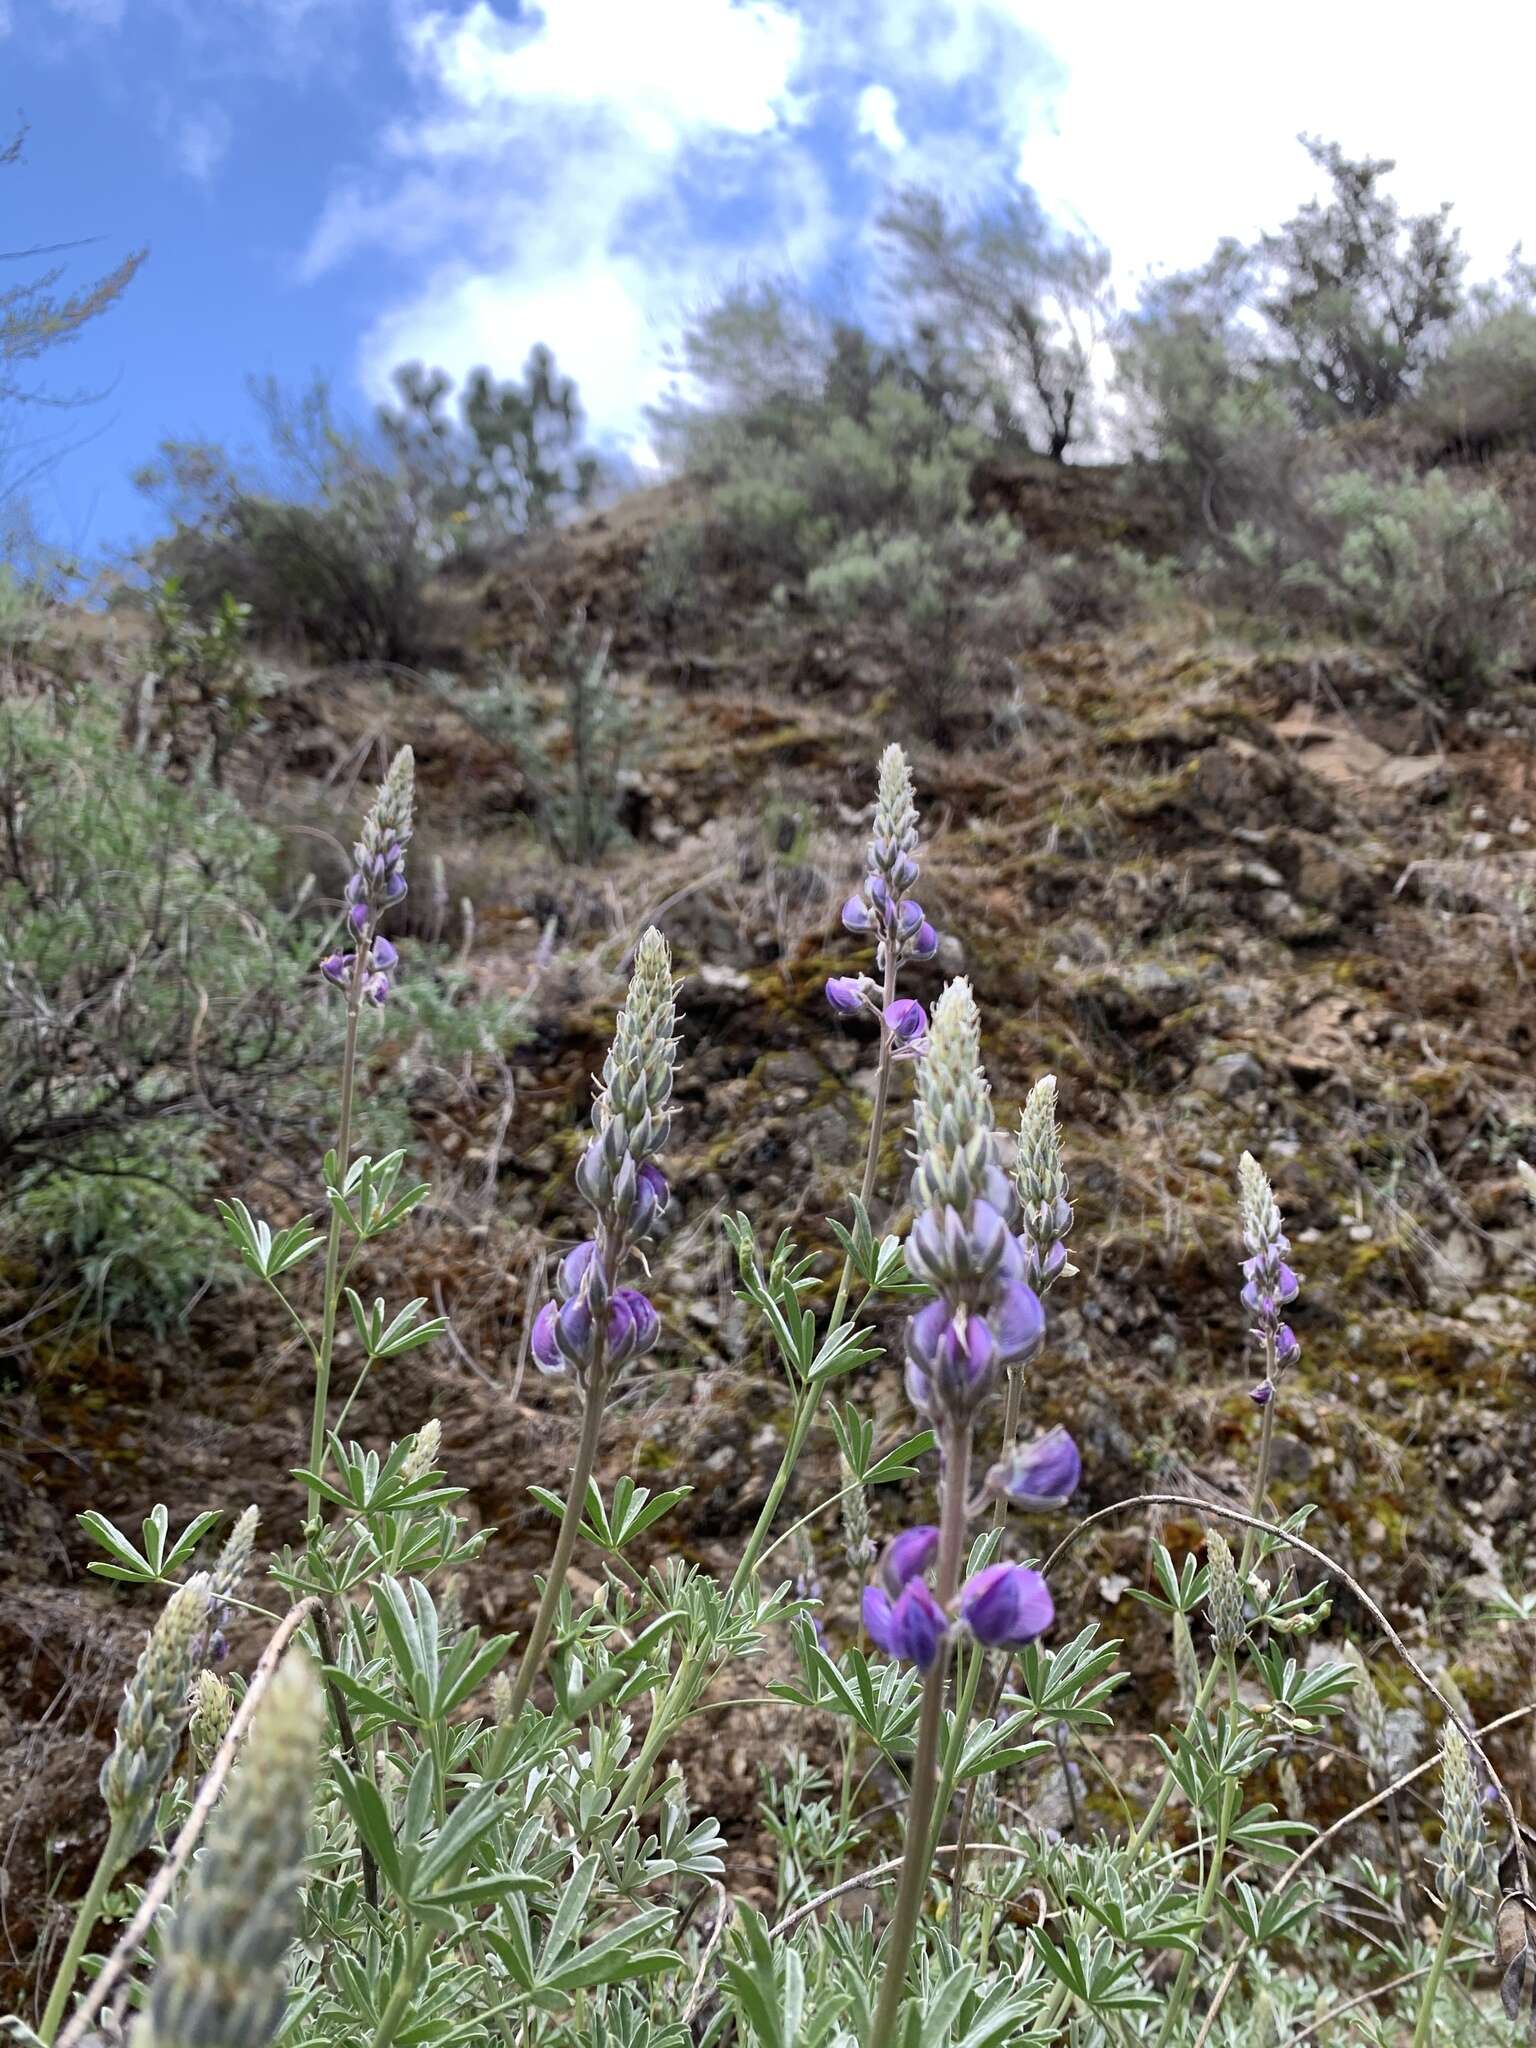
top-left (18, 743), bottom-right (1536, 2048)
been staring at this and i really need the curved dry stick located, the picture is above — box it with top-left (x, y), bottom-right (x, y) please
top-left (56, 1596), bottom-right (320, 2048)
top-left (1042, 1493), bottom-right (1529, 1898)
top-left (768, 1839), bottom-right (1041, 1943)
top-left (1190, 1698), bottom-right (1536, 2047)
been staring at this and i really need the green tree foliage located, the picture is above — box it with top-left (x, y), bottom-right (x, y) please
top-left (1257, 137), bottom-right (1464, 425)
top-left (0, 129), bottom-right (146, 413)
top-left (877, 184), bottom-right (1113, 460)
top-left (378, 346), bottom-right (600, 560)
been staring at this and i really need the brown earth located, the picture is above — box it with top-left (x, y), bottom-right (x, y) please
top-left (6, 471), bottom-right (1536, 2010)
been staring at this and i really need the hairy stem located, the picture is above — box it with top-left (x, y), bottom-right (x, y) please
top-left (38, 1820), bottom-right (129, 2044)
top-left (507, 1371), bottom-right (610, 1716)
top-left (369, 1922), bottom-right (426, 2048)
top-left (1154, 1774), bottom-right (1236, 2047)
top-left (1409, 1909), bottom-right (1459, 2048)
top-left (867, 1422), bottom-right (972, 2045)
top-left (305, 952), bottom-right (367, 1531)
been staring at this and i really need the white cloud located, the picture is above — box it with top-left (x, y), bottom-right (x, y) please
top-left (172, 107), bottom-right (231, 182)
top-left (1008, 3), bottom-right (1536, 293)
top-left (855, 83), bottom-right (905, 154)
top-left (402, 0), bottom-right (803, 152)
top-left (304, 0), bottom-right (819, 456)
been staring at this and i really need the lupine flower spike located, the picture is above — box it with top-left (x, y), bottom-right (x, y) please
top-left (319, 744), bottom-right (415, 1005)
top-left (825, 744), bottom-right (937, 1044)
top-left (102, 1574), bottom-right (213, 1857)
top-left (131, 1651), bottom-right (324, 2048)
top-left (530, 926), bottom-right (676, 1392)
top-left (1015, 1076), bottom-right (1074, 1293)
top-left (511, 929), bottom-right (679, 1716)
top-left (1436, 1722), bottom-right (1489, 1921)
top-left (1237, 1152), bottom-right (1301, 1407)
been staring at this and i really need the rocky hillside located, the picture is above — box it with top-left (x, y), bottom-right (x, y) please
top-left (5, 462), bottom-right (1536, 2001)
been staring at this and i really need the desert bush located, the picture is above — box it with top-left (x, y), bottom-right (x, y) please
top-left (434, 613), bottom-right (631, 862)
top-left (133, 575), bottom-right (276, 784)
top-left (1412, 302), bottom-right (1536, 460)
top-left (137, 379), bottom-right (434, 664)
top-left (0, 692), bottom-right (523, 1333)
top-left (1236, 466), bottom-right (1533, 692)
top-left (17, 743), bottom-right (1527, 2048)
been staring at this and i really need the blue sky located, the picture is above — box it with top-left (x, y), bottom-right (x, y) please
top-left (6, 0), bottom-right (1536, 560)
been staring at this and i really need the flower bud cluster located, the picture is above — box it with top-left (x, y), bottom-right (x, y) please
top-left (861, 1524), bottom-right (1053, 1671)
top-left (825, 746), bottom-right (937, 1033)
top-left (320, 746), bottom-right (414, 1004)
top-left (531, 928), bottom-right (675, 1392)
top-left (187, 1669), bottom-right (233, 1770)
top-left (902, 982), bottom-right (1045, 1430)
top-left (102, 1575), bottom-right (212, 1856)
top-left (1205, 1530), bottom-right (1246, 1657)
top-left (1238, 1153), bottom-right (1301, 1406)
top-left (133, 1651), bottom-right (323, 2048)
top-left (1436, 1723), bottom-right (1488, 1920)
top-left (1015, 1076), bottom-right (1074, 1292)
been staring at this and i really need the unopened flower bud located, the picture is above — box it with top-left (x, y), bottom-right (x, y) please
top-left (1206, 1530), bottom-right (1245, 1656)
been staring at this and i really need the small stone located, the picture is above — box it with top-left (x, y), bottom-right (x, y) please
top-left (1347, 1222), bottom-right (1373, 1243)
top-left (1191, 1050), bottom-right (1265, 1099)
top-left (1512, 816), bottom-right (1531, 836)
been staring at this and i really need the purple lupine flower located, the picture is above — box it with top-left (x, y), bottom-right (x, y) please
top-left (863, 1536), bottom-right (1053, 1666)
top-left (1015, 1076), bottom-right (1074, 1294)
top-left (835, 747), bottom-right (943, 980)
top-left (1250, 1380), bottom-right (1274, 1406)
top-left (959, 1563), bottom-right (1054, 1647)
top-left (1238, 1153), bottom-right (1302, 1382)
top-left (862, 1579), bottom-right (949, 1670)
top-left (321, 953), bottom-right (352, 986)
top-left (826, 975), bottom-right (870, 1015)
top-left (900, 981), bottom-right (1046, 1429)
top-left (879, 1525), bottom-right (940, 1596)
top-left (530, 929), bottom-right (677, 1398)
top-left (883, 998), bottom-right (928, 1048)
top-left (987, 1425), bottom-right (1081, 1511)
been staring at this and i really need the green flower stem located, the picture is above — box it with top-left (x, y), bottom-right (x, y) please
top-left (507, 1370), bottom-right (610, 1717)
top-left (305, 948), bottom-right (368, 1532)
top-left (1154, 1773), bottom-right (1237, 2048)
top-left (1410, 1910), bottom-right (1460, 2048)
top-left (1130, 1335), bottom-right (1278, 1862)
top-left (368, 1921), bottom-right (427, 2048)
top-left (617, 956), bottom-right (903, 1816)
top-left (38, 1818), bottom-right (130, 2044)
top-left (867, 1421), bottom-right (972, 2046)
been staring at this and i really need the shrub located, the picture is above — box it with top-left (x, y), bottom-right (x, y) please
top-left (1412, 303), bottom-right (1536, 460)
top-left (434, 614), bottom-right (631, 862)
top-left (135, 576), bottom-right (276, 784)
top-left (1243, 467), bottom-right (1533, 692)
top-left (20, 745), bottom-right (1523, 2048)
top-left (0, 689), bottom-right (319, 1328)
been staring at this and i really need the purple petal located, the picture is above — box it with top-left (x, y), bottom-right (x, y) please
top-left (320, 952), bottom-right (354, 986)
top-left (993, 1280), bottom-right (1046, 1366)
top-left (883, 998), bottom-right (928, 1046)
top-left (348, 901), bottom-right (370, 933)
top-left (612, 1286), bottom-right (660, 1356)
top-left (531, 1301), bottom-right (563, 1376)
top-left (960, 1563), bottom-right (1054, 1647)
top-left (894, 1582), bottom-right (950, 1668)
top-left (841, 894), bottom-right (873, 934)
top-left (559, 1238), bottom-right (599, 1298)
top-left (993, 1425), bottom-right (1081, 1509)
top-left (880, 1525), bottom-right (940, 1596)
top-left (826, 975), bottom-right (867, 1015)
top-left (371, 935), bottom-right (399, 972)
top-left (862, 1584), bottom-right (900, 1658)
top-left (909, 921), bottom-right (938, 960)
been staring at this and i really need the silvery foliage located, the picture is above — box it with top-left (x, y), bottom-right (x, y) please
top-left (17, 747), bottom-right (1519, 2048)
